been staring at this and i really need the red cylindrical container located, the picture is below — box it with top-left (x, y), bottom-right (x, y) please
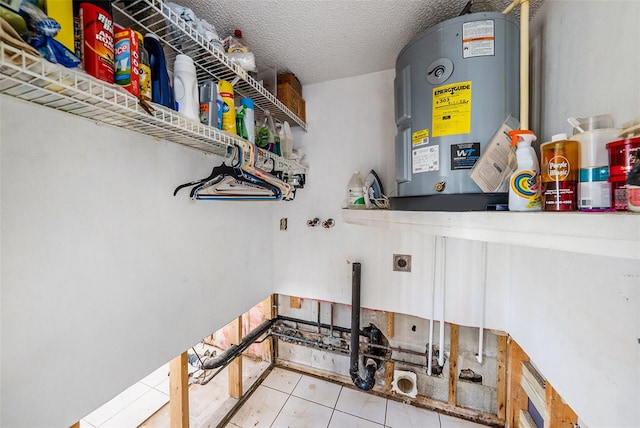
top-left (607, 137), bottom-right (640, 211)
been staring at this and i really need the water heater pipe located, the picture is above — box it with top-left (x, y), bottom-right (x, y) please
top-left (438, 237), bottom-right (447, 367)
top-left (502, 0), bottom-right (530, 129)
top-left (427, 236), bottom-right (437, 376)
top-left (477, 241), bottom-right (488, 363)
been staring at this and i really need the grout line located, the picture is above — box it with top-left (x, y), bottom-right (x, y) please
top-left (268, 393), bottom-right (291, 428)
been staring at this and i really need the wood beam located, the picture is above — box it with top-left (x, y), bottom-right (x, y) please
top-left (448, 323), bottom-right (459, 406)
top-left (169, 352), bottom-right (189, 428)
top-left (507, 337), bottom-right (530, 428)
top-left (385, 311), bottom-right (395, 391)
top-left (496, 335), bottom-right (508, 421)
top-left (228, 316), bottom-right (243, 399)
top-left (289, 296), bottom-right (302, 309)
top-left (261, 294), bottom-right (276, 362)
top-left (545, 381), bottom-right (578, 428)
top-left (69, 422), bottom-right (80, 428)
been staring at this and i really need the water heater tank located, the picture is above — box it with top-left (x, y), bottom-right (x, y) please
top-left (394, 12), bottom-right (519, 208)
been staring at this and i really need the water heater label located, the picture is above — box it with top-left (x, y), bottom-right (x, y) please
top-left (432, 81), bottom-right (472, 137)
top-left (462, 20), bottom-right (495, 58)
top-left (451, 142), bottom-right (480, 170)
top-left (413, 146), bottom-right (439, 173)
top-left (412, 129), bottom-right (429, 146)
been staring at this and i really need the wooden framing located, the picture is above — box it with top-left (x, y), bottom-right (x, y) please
top-left (228, 316), bottom-right (243, 399)
top-left (69, 422), bottom-right (80, 428)
top-left (545, 382), bottom-right (578, 428)
top-left (169, 352), bottom-right (189, 428)
top-left (506, 337), bottom-right (530, 428)
top-left (496, 334), bottom-right (508, 421)
top-left (261, 294), bottom-right (276, 362)
top-left (385, 311), bottom-right (395, 391)
top-left (289, 296), bottom-right (302, 309)
top-left (448, 323), bottom-right (459, 406)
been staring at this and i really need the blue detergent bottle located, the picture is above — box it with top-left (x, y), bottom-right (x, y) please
top-left (144, 33), bottom-right (175, 110)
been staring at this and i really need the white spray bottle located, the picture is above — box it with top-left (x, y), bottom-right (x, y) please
top-left (508, 129), bottom-right (542, 211)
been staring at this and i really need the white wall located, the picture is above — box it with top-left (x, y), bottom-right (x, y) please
top-left (274, 2), bottom-right (640, 426)
top-left (273, 70), bottom-right (510, 328)
top-left (0, 97), bottom-right (274, 427)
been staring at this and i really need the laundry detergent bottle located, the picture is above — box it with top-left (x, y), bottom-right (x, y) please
top-left (508, 130), bottom-right (542, 211)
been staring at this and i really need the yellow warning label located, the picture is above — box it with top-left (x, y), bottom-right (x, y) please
top-left (432, 81), bottom-right (472, 137)
top-left (412, 129), bottom-right (429, 146)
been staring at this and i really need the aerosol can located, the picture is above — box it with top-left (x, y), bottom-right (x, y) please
top-left (508, 130), bottom-right (541, 211)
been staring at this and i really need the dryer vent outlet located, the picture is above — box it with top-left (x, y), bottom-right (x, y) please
top-left (393, 254), bottom-right (412, 272)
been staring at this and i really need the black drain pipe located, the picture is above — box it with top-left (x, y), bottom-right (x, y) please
top-left (350, 262), bottom-right (380, 391)
top-left (201, 319), bottom-right (275, 370)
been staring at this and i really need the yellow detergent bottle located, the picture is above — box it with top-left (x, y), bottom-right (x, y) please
top-left (218, 80), bottom-right (236, 134)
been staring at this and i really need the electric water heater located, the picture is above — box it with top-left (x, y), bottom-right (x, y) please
top-left (393, 11), bottom-right (519, 210)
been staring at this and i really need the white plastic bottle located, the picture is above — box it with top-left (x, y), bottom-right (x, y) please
top-left (508, 130), bottom-right (542, 211)
top-left (173, 54), bottom-right (199, 121)
top-left (347, 172), bottom-right (366, 209)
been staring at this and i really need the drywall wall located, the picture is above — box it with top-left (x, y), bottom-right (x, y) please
top-left (0, 97), bottom-right (274, 427)
top-left (273, 70), bottom-right (510, 330)
top-left (521, 2), bottom-right (640, 426)
top-left (530, 0), bottom-right (640, 140)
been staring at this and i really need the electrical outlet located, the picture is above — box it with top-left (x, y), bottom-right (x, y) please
top-left (393, 254), bottom-right (411, 272)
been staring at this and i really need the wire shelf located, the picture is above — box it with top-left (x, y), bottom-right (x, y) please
top-left (0, 42), bottom-right (307, 175)
top-left (112, 0), bottom-right (307, 130)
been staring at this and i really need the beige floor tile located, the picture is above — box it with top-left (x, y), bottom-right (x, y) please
top-left (262, 367), bottom-right (303, 394)
top-left (292, 375), bottom-right (342, 408)
top-left (229, 385), bottom-right (289, 428)
top-left (385, 399), bottom-right (441, 427)
top-left (329, 410), bottom-right (383, 428)
top-left (271, 395), bottom-right (333, 428)
top-left (334, 387), bottom-right (387, 424)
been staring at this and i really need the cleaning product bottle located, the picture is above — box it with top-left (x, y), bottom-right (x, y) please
top-left (626, 151), bottom-right (640, 212)
top-left (144, 33), bottom-right (175, 110)
top-left (218, 79), bottom-right (236, 133)
top-left (347, 172), bottom-right (366, 209)
top-left (173, 54), bottom-right (199, 121)
top-left (136, 31), bottom-right (152, 102)
top-left (508, 130), bottom-right (541, 211)
top-left (240, 98), bottom-right (255, 143)
top-left (199, 80), bottom-right (217, 127)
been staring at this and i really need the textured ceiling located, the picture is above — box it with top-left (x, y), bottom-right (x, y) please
top-left (180, 0), bottom-right (544, 86)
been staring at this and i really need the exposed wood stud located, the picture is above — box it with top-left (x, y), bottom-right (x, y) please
top-left (497, 335), bottom-right (508, 421)
top-left (448, 323), bottom-right (459, 406)
top-left (169, 352), bottom-right (189, 428)
top-left (228, 316), bottom-right (243, 399)
top-left (507, 337), bottom-right (530, 428)
top-left (385, 361), bottom-right (395, 391)
top-left (70, 422), bottom-right (80, 428)
top-left (290, 296), bottom-right (302, 309)
top-left (545, 382), bottom-right (578, 428)
top-left (386, 312), bottom-right (394, 339)
top-left (261, 294), bottom-right (275, 362)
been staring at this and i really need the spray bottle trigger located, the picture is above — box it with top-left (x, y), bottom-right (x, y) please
top-left (508, 129), bottom-right (535, 147)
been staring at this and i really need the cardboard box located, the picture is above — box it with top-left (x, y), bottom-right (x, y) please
top-left (277, 83), bottom-right (300, 116)
top-left (298, 98), bottom-right (306, 123)
top-left (277, 72), bottom-right (302, 96)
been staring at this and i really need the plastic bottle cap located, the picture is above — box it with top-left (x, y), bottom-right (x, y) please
top-left (552, 133), bottom-right (568, 142)
top-left (241, 98), bottom-right (254, 109)
top-left (508, 129), bottom-right (535, 147)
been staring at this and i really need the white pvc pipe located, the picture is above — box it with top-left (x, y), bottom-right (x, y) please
top-left (427, 236), bottom-right (437, 376)
top-left (502, 0), bottom-right (521, 15)
top-left (438, 237), bottom-right (446, 367)
top-left (502, 0), bottom-right (530, 130)
top-left (477, 241), bottom-right (488, 363)
top-left (520, 0), bottom-right (530, 129)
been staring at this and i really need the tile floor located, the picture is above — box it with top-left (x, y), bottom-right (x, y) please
top-left (226, 367), bottom-right (488, 428)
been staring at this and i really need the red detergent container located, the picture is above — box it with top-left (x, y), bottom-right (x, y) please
top-left (607, 137), bottom-right (640, 210)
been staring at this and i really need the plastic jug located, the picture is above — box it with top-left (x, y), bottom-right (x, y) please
top-left (173, 54), bottom-right (199, 121)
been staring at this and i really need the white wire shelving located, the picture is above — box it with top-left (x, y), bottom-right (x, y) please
top-left (112, 0), bottom-right (306, 130)
top-left (0, 42), bottom-right (307, 175)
